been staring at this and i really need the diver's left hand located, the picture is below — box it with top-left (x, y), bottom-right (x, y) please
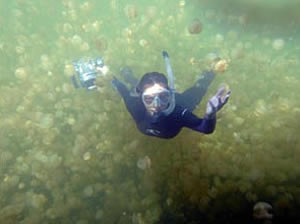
top-left (205, 87), bottom-right (231, 118)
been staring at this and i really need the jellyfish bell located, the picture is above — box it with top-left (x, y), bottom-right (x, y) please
top-left (94, 36), bottom-right (108, 51)
top-left (188, 19), bottom-right (203, 34)
top-left (64, 64), bottom-right (75, 77)
top-left (207, 53), bottom-right (229, 73)
top-left (139, 39), bottom-right (148, 48)
top-left (71, 35), bottom-right (82, 46)
top-left (253, 201), bottom-right (273, 220)
top-left (179, 0), bottom-right (185, 8)
top-left (124, 4), bottom-right (138, 20)
top-left (15, 67), bottom-right (27, 80)
top-left (80, 2), bottom-right (90, 13)
top-left (16, 46), bottom-right (25, 54)
top-left (213, 59), bottom-right (229, 73)
top-left (272, 38), bottom-right (285, 50)
top-left (137, 156), bottom-right (151, 170)
top-left (80, 42), bottom-right (90, 51)
top-left (146, 6), bottom-right (157, 19)
top-left (91, 21), bottom-right (101, 32)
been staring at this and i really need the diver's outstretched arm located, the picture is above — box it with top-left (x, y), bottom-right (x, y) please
top-left (111, 77), bottom-right (141, 121)
top-left (181, 109), bottom-right (216, 134)
top-left (177, 70), bottom-right (215, 111)
top-left (111, 76), bottom-right (131, 101)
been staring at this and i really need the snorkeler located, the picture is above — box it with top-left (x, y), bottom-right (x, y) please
top-left (111, 51), bottom-right (231, 139)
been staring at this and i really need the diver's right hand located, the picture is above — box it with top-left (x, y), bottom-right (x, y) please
top-left (205, 86), bottom-right (231, 118)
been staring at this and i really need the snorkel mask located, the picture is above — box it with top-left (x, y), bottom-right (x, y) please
top-left (142, 51), bottom-right (175, 116)
top-left (142, 83), bottom-right (171, 113)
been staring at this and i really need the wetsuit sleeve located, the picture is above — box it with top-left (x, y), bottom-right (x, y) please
top-left (181, 109), bottom-right (216, 134)
top-left (112, 78), bottom-right (142, 121)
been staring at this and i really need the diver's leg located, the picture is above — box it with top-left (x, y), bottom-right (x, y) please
top-left (177, 70), bottom-right (215, 111)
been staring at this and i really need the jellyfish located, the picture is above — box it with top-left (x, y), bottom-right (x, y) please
top-left (272, 38), bottom-right (284, 50)
top-left (124, 5), bottom-right (138, 20)
top-left (188, 19), bottom-right (203, 34)
top-left (137, 156), bottom-right (151, 170)
top-left (253, 201), bottom-right (273, 221)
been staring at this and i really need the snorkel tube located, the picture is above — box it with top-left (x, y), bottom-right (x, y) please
top-left (162, 51), bottom-right (175, 116)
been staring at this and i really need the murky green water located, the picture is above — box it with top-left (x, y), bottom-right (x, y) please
top-left (0, 0), bottom-right (300, 223)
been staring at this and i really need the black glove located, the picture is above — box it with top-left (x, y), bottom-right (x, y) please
top-left (205, 86), bottom-right (231, 118)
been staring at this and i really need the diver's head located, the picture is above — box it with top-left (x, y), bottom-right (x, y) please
top-left (136, 72), bottom-right (172, 114)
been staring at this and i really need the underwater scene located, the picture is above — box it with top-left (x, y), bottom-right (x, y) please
top-left (0, 0), bottom-right (300, 223)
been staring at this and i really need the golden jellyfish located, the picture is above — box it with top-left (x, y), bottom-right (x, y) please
top-left (80, 2), bottom-right (90, 13)
top-left (137, 156), bottom-right (151, 170)
top-left (179, 0), bottom-right (185, 8)
top-left (139, 39), bottom-right (148, 48)
top-left (213, 59), bottom-right (229, 73)
top-left (94, 36), bottom-right (108, 51)
top-left (272, 38), bottom-right (285, 50)
top-left (83, 152), bottom-right (91, 161)
top-left (146, 6), bottom-right (157, 19)
top-left (124, 4), bottom-right (138, 20)
top-left (253, 202), bottom-right (273, 220)
top-left (64, 64), bottom-right (75, 77)
top-left (15, 67), bottom-right (27, 80)
top-left (188, 19), bottom-right (203, 34)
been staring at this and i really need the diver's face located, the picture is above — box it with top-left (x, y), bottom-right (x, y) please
top-left (142, 83), bottom-right (171, 114)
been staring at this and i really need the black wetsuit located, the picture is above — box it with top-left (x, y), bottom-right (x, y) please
top-left (113, 71), bottom-right (216, 139)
